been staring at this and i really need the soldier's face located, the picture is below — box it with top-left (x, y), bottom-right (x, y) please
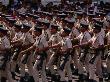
top-left (43, 25), bottom-right (47, 30)
top-left (61, 31), bottom-right (66, 37)
top-left (34, 31), bottom-right (38, 36)
top-left (15, 28), bottom-right (20, 32)
top-left (50, 28), bottom-right (56, 34)
top-left (93, 29), bottom-right (100, 33)
top-left (34, 31), bottom-right (42, 36)
top-left (80, 28), bottom-right (86, 32)
top-left (0, 32), bottom-right (4, 37)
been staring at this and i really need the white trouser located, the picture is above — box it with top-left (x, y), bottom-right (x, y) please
top-left (33, 59), bottom-right (47, 82)
top-left (89, 54), bottom-right (103, 79)
top-left (58, 55), bottom-right (72, 81)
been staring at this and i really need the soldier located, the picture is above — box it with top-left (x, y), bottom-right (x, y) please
top-left (20, 26), bottom-right (49, 82)
top-left (18, 23), bottom-right (35, 81)
top-left (0, 26), bottom-right (14, 82)
top-left (69, 20), bottom-right (80, 75)
top-left (105, 17), bottom-right (110, 81)
top-left (48, 24), bottom-right (62, 81)
top-left (73, 23), bottom-right (91, 81)
top-left (11, 23), bottom-right (23, 80)
top-left (50, 27), bottom-right (73, 82)
top-left (74, 24), bottom-right (104, 82)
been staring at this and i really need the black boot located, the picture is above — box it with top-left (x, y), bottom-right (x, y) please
top-left (89, 79), bottom-right (96, 82)
top-left (1, 77), bottom-right (7, 82)
top-left (72, 69), bottom-right (79, 75)
top-left (51, 74), bottom-right (57, 81)
top-left (99, 78), bottom-right (103, 82)
top-left (29, 76), bottom-right (35, 82)
top-left (15, 64), bottom-right (20, 74)
top-left (60, 81), bottom-right (67, 82)
top-left (20, 76), bottom-right (25, 82)
top-left (78, 74), bottom-right (85, 80)
top-left (11, 72), bottom-right (16, 80)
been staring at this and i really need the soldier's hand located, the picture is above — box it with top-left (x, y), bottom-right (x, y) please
top-left (20, 51), bottom-right (26, 55)
top-left (73, 45), bottom-right (79, 48)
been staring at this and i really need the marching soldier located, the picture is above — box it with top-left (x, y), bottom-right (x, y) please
top-left (11, 23), bottom-right (23, 80)
top-left (73, 23), bottom-right (91, 81)
top-left (105, 17), bottom-right (110, 81)
top-left (48, 24), bottom-right (62, 81)
top-left (0, 26), bottom-right (14, 82)
top-left (20, 26), bottom-right (49, 82)
top-left (74, 24), bottom-right (104, 82)
top-left (16, 23), bottom-right (35, 81)
top-left (50, 27), bottom-right (73, 82)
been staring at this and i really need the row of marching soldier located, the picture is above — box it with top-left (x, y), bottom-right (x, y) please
top-left (0, 1), bottom-right (110, 82)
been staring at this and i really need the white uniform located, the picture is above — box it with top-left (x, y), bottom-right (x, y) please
top-left (69, 27), bottom-right (80, 71)
top-left (33, 34), bottom-right (48, 82)
top-left (0, 0), bottom-right (9, 6)
top-left (20, 32), bottom-right (35, 77)
top-left (0, 36), bottom-right (14, 82)
top-left (42, 29), bottom-right (51, 41)
top-left (106, 32), bottom-right (110, 74)
top-left (17, 7), bottom-right (27, 14)
top-left (11, 31), bottom-right (22, 73)
top-left (89, 33), bottom-right (104, 79)
top-left (48, 33), bottom-right (62, 75)
top-left (58, 36), bottom-right (73, 81)
top-left (77, 31), bottom-right (91, 74)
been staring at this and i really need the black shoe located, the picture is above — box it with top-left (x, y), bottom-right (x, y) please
top-left (1, 77), bottom-right (7, 82)
top-left (68, 80), bottom-right (72, 82)
top-left (11, 72), bottom-right (16, 80)
top-left (85, 73), bottom-right (89, 81)
top-left (78, 74), bottom-right (86, 80)
top-left (15, 64), bottom-right (20, 74)
top-left (99, 78), bottom-right (103, 82)
top-left (51, 74), bottom-right (57, 81)
top-left (20, 76), bottom-right (25, 82)
top-left (72, 69), bottom-right (79, 75)
top-left (29, 76), bottom-right (35, 82)
top-left (88, 79), bottom-right (96, 82)
top-left (105, 73), bottom-right (110, 81)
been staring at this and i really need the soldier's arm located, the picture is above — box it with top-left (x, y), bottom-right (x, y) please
top-left (20, 45), bottom-right (36, 54)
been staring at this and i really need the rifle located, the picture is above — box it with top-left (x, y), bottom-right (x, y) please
top-left (89, 48), bottom-right (103, 64)
top-left (79, 46), bottom-right (89, 63)
top-left (12, 47), bottom-right (21, 61)
top-left (21, 44), bottom-right (33, 64)
top-left (59, 50), bottom-right (72, 71)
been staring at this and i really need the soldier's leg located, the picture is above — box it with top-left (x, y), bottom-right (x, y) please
top-left (96, 55), bottom-right (103, 81)
top-left (85, 53), bottom-right (90, 74)
top-left (47, 53), bottom-right (56, 74)
top-left (0, 70), bottom-right (1, 81)
top-left (27, 55), bottom-right (34, 76)
top-left (41, 59), bottom-right (48, 82)
top-left (106, 57), bottom-right (110, 79)
top-left (73, 49), bottom-right (80, 70)
top-left (65, 56), bottom-right (72, 81)
top-left (5, 62), bottom-right (15, 82)
top-left (78, 60), bottom-right (84, 74)
top-left (58, 56), bottom-right (67, 82)
top-left (19, 63), bottom-right (25, 77)
top-left (58, 70), bottom-right (66, 82)
top-left (11, 60), bottom-right (17, 72)
top-left (89, 63), bottom-right (95, 79)
top-left (32, 60), bottom-right (40, 82)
